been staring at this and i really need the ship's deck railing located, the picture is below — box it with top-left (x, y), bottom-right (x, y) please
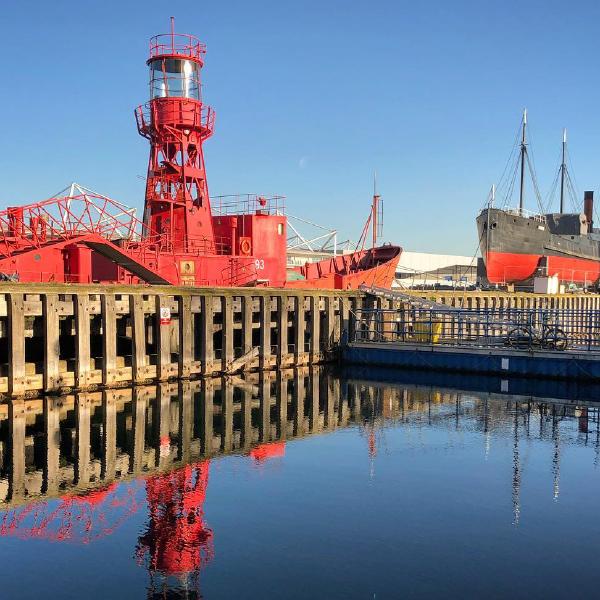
top-left (500, 206), bottom-right (547, 223)
top-left (123, 233), bottom-right (234, 257)
top-left (352, 306), bottom-right (600, 352)
top-left (211, 194), bottom-right (285, 217)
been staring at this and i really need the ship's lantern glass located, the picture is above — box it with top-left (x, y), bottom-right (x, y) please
top-left (150, 58), bottom-right (200, 100)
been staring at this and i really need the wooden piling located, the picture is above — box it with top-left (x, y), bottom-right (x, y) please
top-left (277, 295), bottom-right (289, 367)
top-left (178, 295), bottom-right (193, 379)
top-left (8, 294), bottom-right (25, 396)
top-left (294, 295), bottom-right (306, 364)
top-left (259, 295), bottom-right (271, 370)
top-left (43, 294), bottom-right (60, 392)
top-left (242, 295), bottom-right (253, 356)
top-left (156, 295), bottom-right (172, 381)
top-left (101, 294), bottom-right (117, 386)
top-left (75, 295), bottom-right (91, 390)
top-left (130, 294), bottom-right (147, 383)
top-left (200, 295), bottom-right (215, 375)
top-left (309, 295), bottom-right (321, 363)
top-left (222, 296), bottom-right (234, 372)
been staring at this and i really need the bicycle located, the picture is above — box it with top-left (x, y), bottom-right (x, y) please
top-left (505, 313), bottom-right (568, 351)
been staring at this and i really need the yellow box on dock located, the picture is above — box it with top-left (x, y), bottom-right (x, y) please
top-left (412, 319), bottom-right (442, 343)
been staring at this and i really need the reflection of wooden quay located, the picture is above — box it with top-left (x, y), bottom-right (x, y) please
top-left (0, 367), bottom-right (353, 505)
top-left (0, 284), bottom-right (361, 397)
top-left (1, 368), bottom-right (595, 511)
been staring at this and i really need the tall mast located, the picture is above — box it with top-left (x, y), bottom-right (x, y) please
top-left (559, 128), bottom-right (567, 213)
top-left (519, 108), bottom-right (527, 213)
top-left (372, 171), bottom-right (380, 249)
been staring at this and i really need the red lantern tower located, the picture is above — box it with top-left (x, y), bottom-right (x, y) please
top-left (135, 18), bottom-right (216, 254)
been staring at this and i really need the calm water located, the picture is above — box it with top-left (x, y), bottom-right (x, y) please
top-left (0, 367), bottom-right (599, 599)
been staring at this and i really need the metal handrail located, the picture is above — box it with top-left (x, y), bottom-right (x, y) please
top-left (211, 194), bottom-right (286, 217)
top-left (149, 33), bottom-right (206, 60)
top-left (352, 307), bottom-right (600, 351)
top-left (500, 206), bottom-right (547, 223)
top-left (135, 101), bottom-right (215, 134)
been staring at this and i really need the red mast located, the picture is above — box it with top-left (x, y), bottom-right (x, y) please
top-left (135, 18), bottom-right (216, 254)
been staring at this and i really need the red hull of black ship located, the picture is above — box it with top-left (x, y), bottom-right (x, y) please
top-left (477, 199), bottom-right (600, 285)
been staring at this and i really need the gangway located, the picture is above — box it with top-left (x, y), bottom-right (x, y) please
top-left (357, 285), bottom-right (581, 349)
top-left (359, 284), bottom-right (464, 312)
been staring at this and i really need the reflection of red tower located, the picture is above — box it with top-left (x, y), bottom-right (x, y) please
top-left (135, 18), bottom-right (216, 254)
top-left (136, 461), bottom-right (213, 594)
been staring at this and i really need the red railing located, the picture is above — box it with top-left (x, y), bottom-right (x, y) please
top-left (211, 194), bottom-right (285, 217)
top-left (149, 33), bottom-right (206, 61)
top-left (135, 101), bottom-right (215, 136)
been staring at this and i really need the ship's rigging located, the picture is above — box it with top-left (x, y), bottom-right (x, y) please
top-left (490, 110), bottom-right (592, 219)
top-left (493, 109), bottom-right (546, 215)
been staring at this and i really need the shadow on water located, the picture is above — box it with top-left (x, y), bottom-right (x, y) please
top-left (0, 366), bottom-right (600, 598)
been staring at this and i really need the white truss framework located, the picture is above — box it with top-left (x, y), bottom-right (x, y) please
top-left (283, 212), bottom-right (356, 255)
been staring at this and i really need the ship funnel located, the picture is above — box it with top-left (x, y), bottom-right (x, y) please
top-left (584, 191), bottom-right (594, 233)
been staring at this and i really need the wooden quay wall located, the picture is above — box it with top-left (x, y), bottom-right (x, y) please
top-left (0, 284), bottom-right (362, 398)
top-left (4, 283), bottom-right (600, 398)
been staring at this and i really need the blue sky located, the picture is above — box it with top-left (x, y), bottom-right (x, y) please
top-left (2, 0), bottom-right (600, 254)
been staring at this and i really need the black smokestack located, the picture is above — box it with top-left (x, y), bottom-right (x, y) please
top-left (584, 191), bottom-right (594, 233)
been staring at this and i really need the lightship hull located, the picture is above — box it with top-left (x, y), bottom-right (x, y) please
top-left (285, 245), bottom-right (401, 290)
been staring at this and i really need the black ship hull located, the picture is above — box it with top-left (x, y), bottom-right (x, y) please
top-left (477, 207), bottom-right (600, 284)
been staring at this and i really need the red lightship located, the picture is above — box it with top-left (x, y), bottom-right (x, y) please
top-left (0, 21), bottom-right (401, 289)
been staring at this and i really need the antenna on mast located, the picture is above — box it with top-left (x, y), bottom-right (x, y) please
top-left (170, 16), bottom-right (175, 52)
